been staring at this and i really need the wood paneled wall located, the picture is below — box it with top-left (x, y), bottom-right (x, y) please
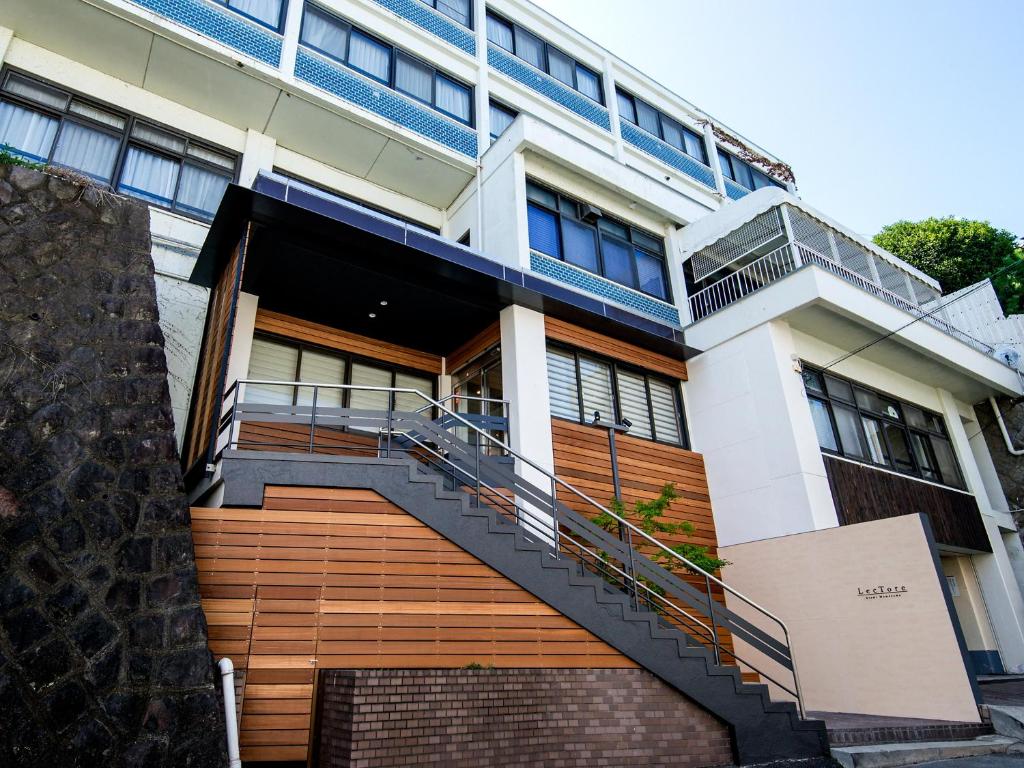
top-left (446, 321), bottom-right (500, 372)
top-left (183, 240), bottom-right (243, 469)
top-left (824, 456), bottom-right (990, 552)
top-left (544, 317), bottom-right (687, 380)
top-left (255, 309), bottom-right (442, 374)
top-left (192, 486), bottom-right (636, 763)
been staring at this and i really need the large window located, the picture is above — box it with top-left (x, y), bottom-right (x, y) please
top-left (213, 0), bottom-right (286, 30)
top-left (546, 344), bottom-right (687, 446)
top-left (300, 5), bottom-right (474, 125)
top-left (801, 365), bottom-right (965, 490)
top-left (717, 149), bottom-right (783, 192)
top-left (0, 71), bottom-right (235, 220)
top-left (417, 0), bottom-right (471, 27)
top-left (246, 335), bottom-right (435, 413)
top-left (526, 180), bottom-right (670, 301)
top-left (616, 88), bottom-right (707, 165)
top-left (489, 100), bottom-right (517, 142)
top-left (486, 12), bottom-right (603, 104)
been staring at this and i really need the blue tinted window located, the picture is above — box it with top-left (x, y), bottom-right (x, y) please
top-left (636, 249), bottom-right (667, 299)
top-left (561, 217), bottom-right (599, 272)
top-left (601, 236), bottom-right (634, 287)
top-left (527, 203), bottom-right (560, 258)
top-left (575, 65), bottom-right (601, 102)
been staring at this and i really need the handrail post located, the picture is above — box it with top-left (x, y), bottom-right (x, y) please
top-left (705, 574), bottom-right (721, 665)
top-left (550, 477), bottom-right (558, 557)
top-left (385, 395), bottom-right (393, 458)
top-left (625, 527), bottom-right (639, 612)
top-left (474, 440), bottom-right (481, 511)
top-left (230, 382), bottom-right (241, 451)
top-left (308, 385), bottom-right (318, 454)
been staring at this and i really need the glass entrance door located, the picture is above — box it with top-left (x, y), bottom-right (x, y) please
top-left (451, 346), bottom-right (506, 453)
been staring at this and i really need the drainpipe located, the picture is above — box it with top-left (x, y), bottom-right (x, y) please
top-left (218, 658), bottom-right (242, 768)
top-left (989, 397), bottom-right (1024, 456)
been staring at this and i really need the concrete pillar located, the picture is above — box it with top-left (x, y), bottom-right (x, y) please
top-left (702, 122), bottom-right (727, 199)
top-left (603, 55), bottom-right (624, 163)
top-left (473, 0), bottom-right (490, 153)
top-left (279, 0), bottom-right (304, 79)
top-left (664, 225), bottom-right (692, 327)
top-left (238, 129), bottom-right (277, 187)
top-left (224, 291), bottom-right (259, 397)
top-left (0, 26), bottom-right (13, 66)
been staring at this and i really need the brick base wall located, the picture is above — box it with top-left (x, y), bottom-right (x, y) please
top-left (316, 668), bottom-right (734, 768)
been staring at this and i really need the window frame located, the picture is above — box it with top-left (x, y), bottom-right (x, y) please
top-left (488, 99), bottom-right (518, 141)
top-left (485, 11), bottom-right (604, 105)
top-left (416, 0), bottom-right (473, 29)
top-left (300, 4), bottom-right (475, 126)
top-left (526, 179), bottom-right (672, 302)
top-left (717, 148), bottom-right (783, 191)
top-left (615, 87), bottom-right (708, 166)
top-left (547, 342), bottom-right (689, 448)
top-left (801, 364), bottom-right (966, 490)
top-left (212, 0), bottom-right (289, 33)
top-left (0, 68), bottom-right (238, 221)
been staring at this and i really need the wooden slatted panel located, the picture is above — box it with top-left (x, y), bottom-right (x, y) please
top-left (192, 487), bottom-right (637, 763)
top-left (544, 317), bottom-right (687, 380)
top-left (255, 309), bottom-right (442, 374)
top-left (184, 241), bottom-right (242, 467)
top-left (446, 321), bottom-right (500, 372)
top-left (235, 422), bottom-right (381, 457)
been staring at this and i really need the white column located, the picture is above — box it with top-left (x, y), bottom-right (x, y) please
top-left (473, 0), bottom-right (490, 153)
top-left (224, 292), bottom-right (259, 393)
top-left (238, 129), bottom-right (277, 187)
top-left (703, 122), bottom-right (727, 199)
top-left (603, 56), bottom-right (624, 163)
top-left (664, 224), bottom-right (692, 327)
top-left (278, 0), bottom-right (304, 79)
top-left (0, 26), bottom-right (13, 65)
top-left (500, 305), bottom-right (553, 473)
top-left (938, 389), bottom-right (1024, 671)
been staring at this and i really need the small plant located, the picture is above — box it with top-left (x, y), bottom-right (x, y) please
top-left (463, 662), bottom-right (494, 670)
top-left (0, 144), bottom-right (45, 171)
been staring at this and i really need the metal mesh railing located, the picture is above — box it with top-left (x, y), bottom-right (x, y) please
top-left (688, 245), bottom-right (797, 321)
top-left (690, 209), bottom-right (785, 283)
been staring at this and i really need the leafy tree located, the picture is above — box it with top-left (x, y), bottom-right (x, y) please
top-left (873, 217), bottom-right (1023, 314)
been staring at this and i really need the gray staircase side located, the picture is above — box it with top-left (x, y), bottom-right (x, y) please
top-left (219, 451), bottom-right (830, 765)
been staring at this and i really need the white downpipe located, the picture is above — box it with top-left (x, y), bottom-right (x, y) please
top-left (218, 658), bottom-right (242, 768)
top-left (990, 397), bottom-right (1024, 456)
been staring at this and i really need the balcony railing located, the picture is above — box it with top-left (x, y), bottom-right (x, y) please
top-left (688, 244), bottom-right (797, 322)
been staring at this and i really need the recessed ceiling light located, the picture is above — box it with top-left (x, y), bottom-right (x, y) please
top-left (380, 300), bottom-right (388, 306)
top-left (368, 313), bottom-right (377, 318)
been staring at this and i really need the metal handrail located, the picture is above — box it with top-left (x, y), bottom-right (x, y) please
top-left (219, 378), bottom-right (804, 711)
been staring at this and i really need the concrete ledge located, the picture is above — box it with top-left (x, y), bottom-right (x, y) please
top-left (831, 735), bottom-right (1017, 768)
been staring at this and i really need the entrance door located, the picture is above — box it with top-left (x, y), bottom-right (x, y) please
top-left (451, 346), bottom-right (506, 454)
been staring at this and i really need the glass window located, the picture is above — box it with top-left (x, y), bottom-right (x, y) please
top-left (546, 347), bottom-right (579, 420)
top-left (349, 361), bottom-right (392, 414)
top-left (247, 338), bottom-right (299, 404)
top-left (855, 388), bottom-right (901, 420)
top-left (575, 65), bottom-right (601, 102)
top-left (635, 250), bottom-right (667, 299)
top-left (176, 163), bottom-right (231, 218)
top-left (809, 398), bottom-right (837, 452)
top-left (861, 417), bottom-right (890, 466)
top-left (515, 27), bottom-right (545, 69)
top-left (600, 235), bottom-right (635, 287)
top-left (395, 53), bottom-right (432, 103)
top-left (67, 100), bottom-right (125, 130)
top-left (561, 217), bottom-right (600, 272)
top-left (486, 14), bottom-right (514, 51)
top-left (0, 101), bottom-right (58, 163)
top-left (801, 369), bottom-right (825, 395)
top-left (931, 437), bottom-right (964, 489)
top-left (732, 159), bottom-right (754, 190)
top-left (118, 147), bottom-right (179, 207)
top-left (348, 30), bottom-right (391, 82)
top-left (394, 372), bottom-right (433, 413)
top-left (301, 6), bottom-right (349, 60)
top-left (616, 370), bottom-right (652, 440)
top-left (833, 404), bottom-right (868, 459)
top-left (911, 433), bottom-right (940, 482)
top-left (649, 379), bottom-right (681, 445)
top-left (660, 117), bottom-right (684, 150)
top-left (132, 122), bottom-right (186, 153)
top-left (432, 0), bottom-right (470, 27)
top-left (883, 422), bottom-right (915, 471)
top-left (616, 91), bottom-right (636, 124)
top-left (683, 129), bottom-right (706, 163)
top-left (635, 100), bottom-right (660, 136)
top-left (717, 150), bottom-right (734, 180)
top-left (579, 356), bottom-right (614, 424)
top-left (527, 203), bottom-right (560, 258)
top-left (489, 101), bottom-right (516, 140)
top-left (435, 75), bottom-right (471, 123)
top-left (297, 349), bottom-right (346, 408)
top-left (222, 0), bottom-right (283, 28)
top-left (547, 48), bottom-right (575, 86)
top-left (824, 375), bottom-right (854, 403)
top-left (752, 168), bottom-right (779, 190)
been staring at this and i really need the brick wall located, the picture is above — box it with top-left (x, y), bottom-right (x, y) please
top-left (317, 668), bottom-right (734, 768)
top-left (981, 395), bottom-right (1024, 516)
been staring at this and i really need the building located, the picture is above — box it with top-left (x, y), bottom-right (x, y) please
top-left (2, 0), bottom-right (1021, 763)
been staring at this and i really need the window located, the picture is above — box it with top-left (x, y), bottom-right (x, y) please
top-left (246, 335), bottom-right (435, 414)
top-left (489, 100), bottom-right (517, 141)
top-left (616, 88), bottom-right (707, 165)
top-left (417, 0), bottom-right (471, 27)
top-left (485, 12), bottom-right (603, 104)
top-left (717, 149), bottom-right (783, 191)
top-left (214, 0), bottom-right (285, 30)
top-left (0, 71), bottom-right (235, 219)
top-left (300, 5), bottom-right (474, 125)
top-left (801, 365), bottom-right (965, 489)
top-left (545, 344), bottom-right (687, 446)
top-left (526, 180), bottom-right (670, 301)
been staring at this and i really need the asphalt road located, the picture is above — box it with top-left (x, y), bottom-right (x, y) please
top-left (910, 756), bottom-right (1024, 767)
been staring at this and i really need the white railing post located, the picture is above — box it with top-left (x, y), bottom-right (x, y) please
top-left (779, 205), bottom-right (802, 268)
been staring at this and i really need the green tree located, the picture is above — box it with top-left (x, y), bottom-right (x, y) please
top-left (873, 217), bottom-right (1023, 314)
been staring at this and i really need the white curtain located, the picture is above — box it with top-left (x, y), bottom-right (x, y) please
top-left (300, 6), bottom-right (347, 60)
top-left (118, 146), bottom-right (178, 207)
top-left (486, 16), bottom-right (513, 51)
top-left (648, 379), bottom-right (681, 445)
top-left (349, 31), bottom-right (391, 82)
top-left (435, 77), bottom-right (470, 121)
top-left (579, 356), bottom-right (614, 424)
top-left (0, 102), bottom-right (57, 163)
top-left (547, 49), bottom-right (574, 86)
top-left (395, 56), bottom-right (432, 102)
top-left (229, 0), bottom-right (282, 26)
top-left (489, 104), bottom-right (514, 138)
top-left (349, 363), bottom-right (391, 418)
top-left (177, 163), bottom-right (230, 218)
top-left (296, 351), bottom-right (346, 408)
top-left (435, 0), bottom-right (469, 26)
top-left (52, 122), bottom-right (120, 182)
top-left (394, 372), bottom-right (432, 413)
top-left (246, 338), bottom-right (299, 405)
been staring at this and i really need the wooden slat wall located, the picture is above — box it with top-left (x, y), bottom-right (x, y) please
top-left (193, 487), bottom-right (637, 763)
top-left (183, 242), bottom-right (242, 468)
top-left (446, 321), bottom-right (500, 372)
top-left (544, 317), bottom-right (687, 380)
top-left (255, 309), bottom-right (442, 374)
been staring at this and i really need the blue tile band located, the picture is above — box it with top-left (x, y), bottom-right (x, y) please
top-left (127, 0), bottom-right (282, 67)
top-left (295, 50), bottom-right (478, 158)
top-left (487, 44), bottom-right (610, 131)
top-left (530, 251), bottom-right (680, 326)
top-left (724, 178), bottom-right (750, 200)
top-left (369, 0), bottom-right (475, 55)
top-left (619, 120), bottom-right (716, 190)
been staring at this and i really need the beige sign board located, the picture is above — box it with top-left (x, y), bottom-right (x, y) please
top-left (720, 514), bottom-right (979, 722)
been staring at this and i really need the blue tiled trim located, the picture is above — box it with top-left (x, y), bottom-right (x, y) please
top-left (369, 0), bottom-right (476, 55)
top-left (127, 0), bottom-right (282, 66)
top-left (487, 44), bottom-right (610, 131)
top-left (530, 251), bottom-right (680, 326)
top-left (724, 178), bottom-right (750, 201)
top-left (295, 50), bottom-right (478, 158)
top-left (619, 120), bottom-right (716, 190)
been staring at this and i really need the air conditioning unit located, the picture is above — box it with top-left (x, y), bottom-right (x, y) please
top-left (580, 204), bottom-right (603, 223)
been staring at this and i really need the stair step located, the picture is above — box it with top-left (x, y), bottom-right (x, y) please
top-left (831, 735), bottom-right (1016, 768)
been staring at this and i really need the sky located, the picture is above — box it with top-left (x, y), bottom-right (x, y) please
top-left (534, 0), bottom-right (1024, 240)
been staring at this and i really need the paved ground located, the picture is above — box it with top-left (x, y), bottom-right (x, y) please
top-left (907, 756), bottom-right (1024, 767)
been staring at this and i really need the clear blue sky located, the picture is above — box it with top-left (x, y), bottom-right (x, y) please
top-left (536, 0), bottom-right (1024, 240)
